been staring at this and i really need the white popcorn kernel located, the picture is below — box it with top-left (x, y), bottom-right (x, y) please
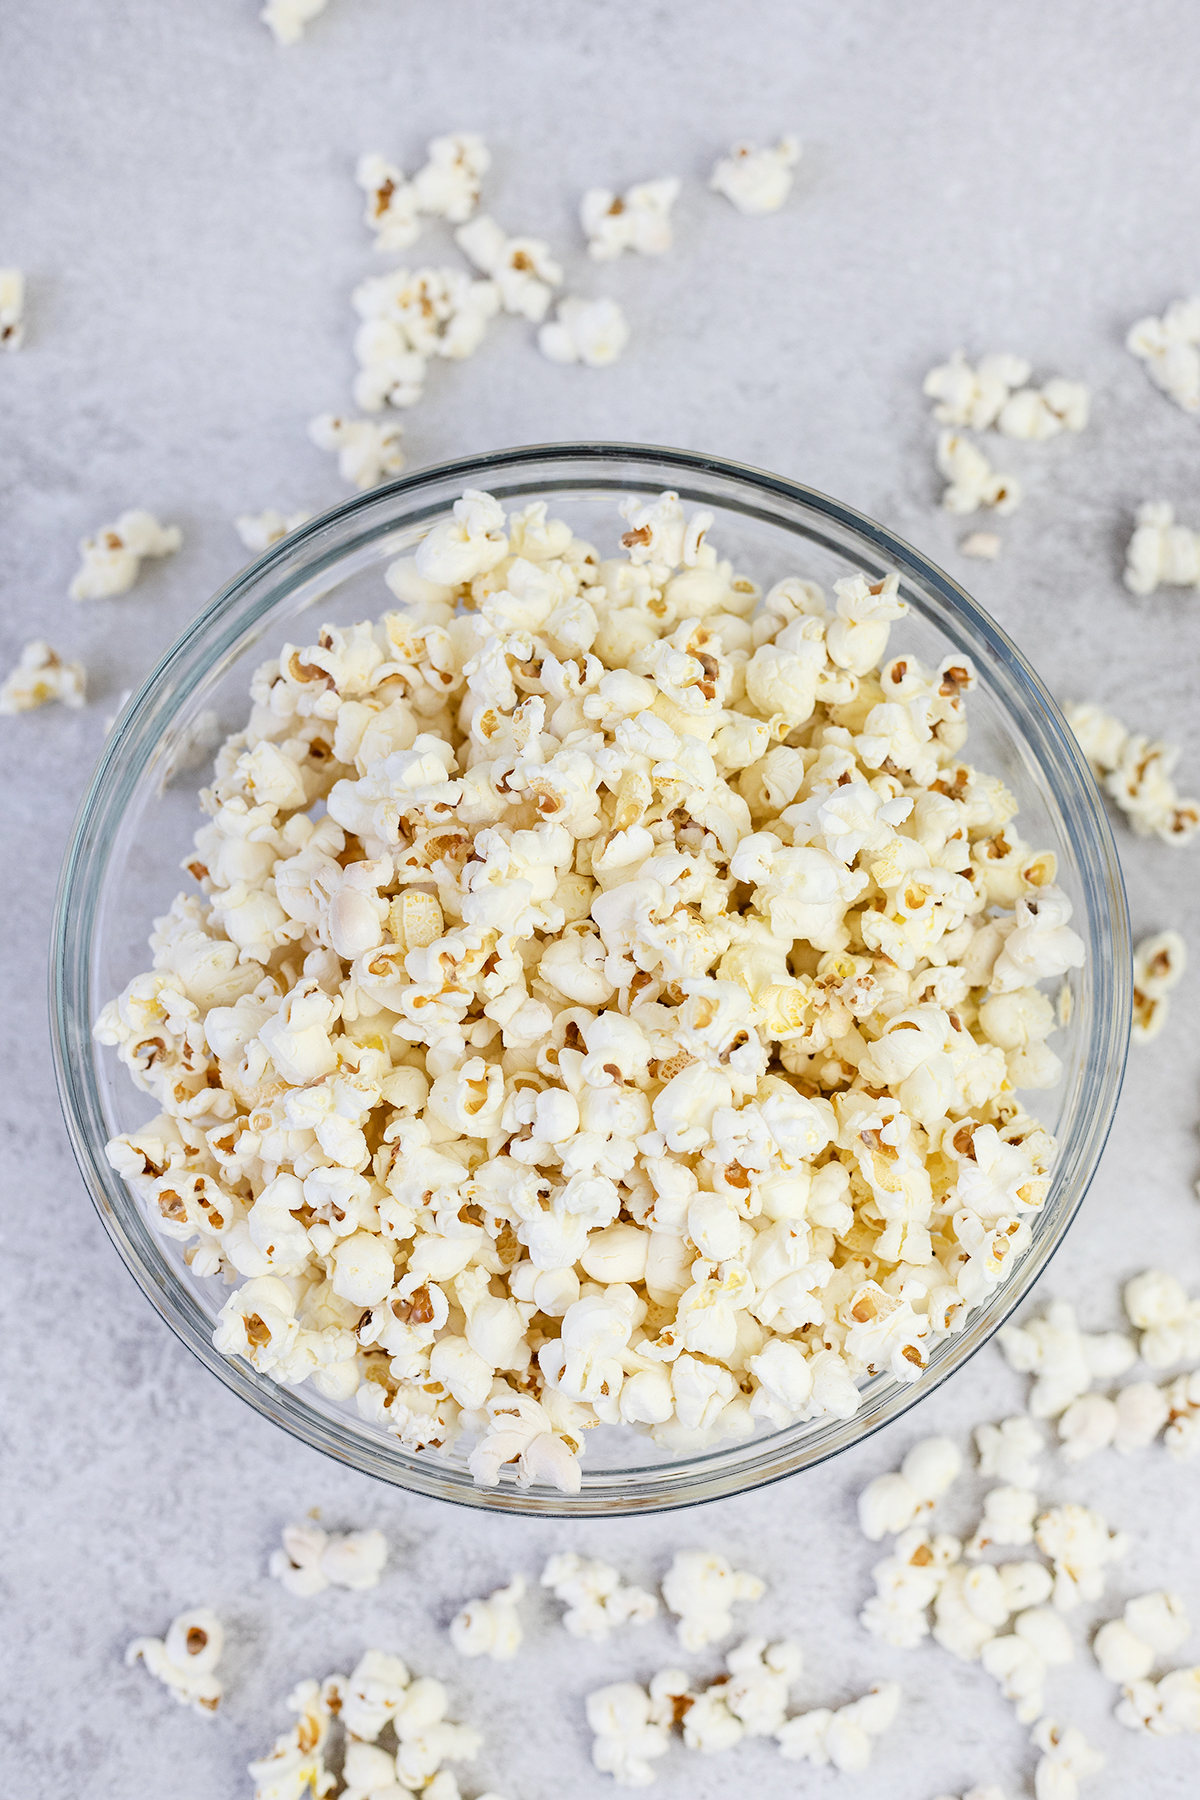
top-left (1093, 1618), bottom-right (1153, 1684)
top-left (586, 1680), bottom-right (671, 1786)
top-left (1124, 501), bottom-right (1200, 596)
top-left (1125, 1589), bottom-right (1191, 1655)
top-left (236, 510), bottom-right (310, 553)
top-left (1112, 1380), bottom-right (1170, 1452)
top-left (961, 531), bottom-right (1001, 559)
top-left (416, 487), bottom-right (507, 584)
top-left (456, 214), bottom-right (563, 321)
top-left (1034, 1503), bottom-right (1129, 1611)
top-left (710, 138), bottom-right (801, 215)
top-left (1127, 297), bottom-right (1200, 412)
top-left (661, 1549), bottom-right (765, 1650)
top-left (966, 1486), bottom-right (1038, 1557)
top-left (449, 1574), bottom-right (525, 1661)
top-left (0, 267), bottom-right (25, 350)
top-left (996, 379), bottom-right (1090, 441)
top-left (269, 1521), bottom-right (388, 1595)
top-left (776, 1681), bottom-right (900, 1772)
top-left (1057, 1393), bottom-right (1118, 1462)
top-left (541, 1553), bottom-right (656, 1640)
top-left (330, 1230), bottom-right (395, 1307)
top-left (858, 1437), bottom-right (960, 1539)
top-left (69, 509), bottom-right (182, 601)
top-left (411, 132), bottom-right (490, 224)
top-left (998, 1298), bottom-right (1135, 1417)
top-left (261, 0), bottom-right (328, 44)
top-left (1065, 699), bottom-right (1200, 845)
top-left (975, 1416), bottom-right (1043, 1488)
top-left (936, 430), bottom-right (1021, 516)
top-left (538, 297), bottom-right (630, 367)
top-left (0, 639), bottom-right (86, 714)
top-left (1031, 1716), bottom-right (1104, 1799)
top-left (1116, 1666), bottom-right (1200, 1735)
top-left (1131, 932), bottom-right (1188, 1046)
top-left (309, 413), bottom-right (405, 489)
top-left (924, 351), bottom-right (1032, 428)
top-left (581, 177), bottom-right (680, 260)
top-left (356, 152), bottom-right (422, 255)
top-left (126, 1608), bottom-right (224, 1715)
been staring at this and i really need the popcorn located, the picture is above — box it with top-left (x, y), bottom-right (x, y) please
top-left (586, 1680), bottom-right (673, 1785)
top-left (775, 1680), bottom-right (900, 1772)
top-left (1131, 932), bottom-right (1187, 1045)
top-left (1124, 501), bottom-right (1200, 596)
top-left (980, 1607), bottom-right (1074, 1723)
top-left (961, 532), bottom-right (1001, 559)
top-left (936, 430), bottom-right (1021, 515)
top-left (1031, 1717), bottom-right (1103, 1799)
top-left (69, 509), bottom-right (182, 600)
top-left (1117, 1667), bottom-right (1200, 1736)
top-left (860, 1525), bottom-right (959, 1647)
top-left (857, 1436), bottom-right (962, 1539)
top-left (710, 138), bottom-right (801, 215)
top-left (966, 1485), bottom-right (1039, 1557)
top-left (309, 414), bottom-right (405, 489)
top-left (126, 1608), bottom-right (223, 1715)
top-left (449, 1574), bottom-right (525, 1660)
top-left (996, 379), bottom-right (1089, 441)
top-left (924, 352), bottom-right (1032, 429)
top-left (933, 1790), bottom-right (1008, 1800)
top-left (1164, 1369), bottom-right (1200, 1459)
top-left (1093, 1589), bottom-right (1190, 1692)
top-left (661, 1549), bottom-right (765, 1650)
top-left (236, 510), bottom-right (311, 553)
top-left (456, 215), bottom-right (563, 321)
top-left (0, 267), bottom-right (24, 350)
top-left (998, 1299), bottom-right (1136, 1417)
top-left (268, 1521), bottom-right (388, 1595)
top-left (411, 132), bottom-right (490, 224)
top-left (975, 1416), bottom-right (1043, 1488)
top-left (1034, 1503), bottom-right (1129, 1610)
top-left (538, 296), bottom-right (630, 366)
top-left (581, 178), bottom-right (680, 259)
top-left (1065, 699), bottom-right (1200, 846)
top-left (0, 640), bottom-right (86, 714)
top-left (261, 0), bottom-right (329, 44)
top-left (1126, 297), bottom-right (1200, 412)
top-left (541, 1552), bottom-right (657, 1639)
top-left (99, 486), bottom-right (1076, 1492)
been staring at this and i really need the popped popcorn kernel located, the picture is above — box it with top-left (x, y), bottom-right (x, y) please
top-left (261, 0), bottom-right (329, 44)
top-left (961, 531), bottom-right (1001, 560)
top-left (0, 267), bottom-right (25, 350)
top-left (269, 1521), bottom-right (388, 1595)
top-left (710, 138), bottom-right (801, 215)
top-left (69, 509), bottom-right (182, 601)
top-left (449, 1574), bottom-right (525, 1661)
top-left (1131, 930), bottom-right (1187, 1045)
top-left (581, 177), bottom-right (680, 260)
top-left (1065, 699), bottom-right (1200, 846)
top-left (1031, 1716), bottom-right (1103, 1798)
top-left (236, 510), bottom-right (311, 553)
top-left (538, 296), bottom-right (630, 366)
top-left (1124, 1265), bottom-right (1200, 1363)
top-left (936, 430), bottom-right (1021, 516)
top-left (541, 1552), bottom-right (657, 1640)
top-left (1124, 501), bottom-right (1200, 596)
top-left (661, 1549), bottom-right (765, 1650)
top-left (126, 1608), bottom-right (223, 1716)
top-left (1127, 297), bottom-right (1200, 413)
top-left (308, 413), bottom-right (405, 489)
top-left (775, 1680), bottom-right (900, 1772)
top-left (457, 215), bottom-right (563, 321)
top-left (0, 639), bottom-right (86, 714)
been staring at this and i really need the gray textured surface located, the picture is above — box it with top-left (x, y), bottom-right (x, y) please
top-left (3, 2), bottom-right (1200, 1795)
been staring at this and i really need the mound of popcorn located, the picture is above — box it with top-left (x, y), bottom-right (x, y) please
top-left (96, 486), bottom-right (1083, 1496)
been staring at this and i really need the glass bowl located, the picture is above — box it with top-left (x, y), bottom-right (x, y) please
top-left (51, 443), bottom-right (1130, 1516)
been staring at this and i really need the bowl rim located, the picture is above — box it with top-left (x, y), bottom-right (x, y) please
top-left (50, 439), bottom-right (1131, 1515)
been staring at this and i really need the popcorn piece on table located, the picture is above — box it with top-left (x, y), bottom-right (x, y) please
top-left (1094, 1589), bottom-right (1190, 1685)
top-left (1124, 1266), bottom-right (1200, 1367)
top-left (538, 296), bottom-right (629, 366)
top-left (933, 1559), bottom-right (1012, 1661)
top-left (1034, 1503), bottom-right (1129, 1611)
top-left (710, 138), bottom-right (801, 214)
top-left (975, 1416), bottom-right (1043, 1488)
top-left (126, 1608), bottom-right (223, 1716)
top-left (1124, 501), bottom-right (1200, 596)
top-left (308, 414), bottom-right (405, 489)
top-left (1164, 1370), bottom-right (1200, 1459)
top-left (351, 265), bottom-right (500, 407)
top-left (0, 640), bottom-right (86, 714)
top-left (236, 510), bottom-right (311, 553)
top-left (69, 509), bottom-right (182, 601)
top-left (356, 153), bottom-right (422, 254)
top-left (1031, 1717), bottom-right (1103, 1800)
top-left (581, 178), bottom-right (680, 259)
top-left (998, 1299), bottom-right (1135, 1418)
top-left (995, 379), bottom-right (1089, 441)
top-left (980, 1606), bottom-right (1074, 1724)
top-left (586, 1679), bottom-right (673, 1786)
top-left (924, 351), bottom-right (1032, 428)
top-left (966, 1484), bottom-right (1039, 1556)
top-left (961, 531), bottom-right (1001, 559)
top-left (661, 1549), bottom-right (764, 1651)
top-left (250, 1676), bottom-right (339, 1799)
top-left (857, 1435), bottom-right (963, 1539)
top-left (541, 1552), bottom-right (657, 1640)
top-left (0, 267), bottom-right (24, 350)
top-left (456, 215), bottom-right (563, 321)
top-left (1116, 1665), bottom-right (1200, 1736)
top-left (410, 132), bottom-right (490, 224)
top-left (775, 1681), bottom-right (900, 1773)
top-left (269, 1521), bottom-right (388, 1595)
top-left (936, 430), bottom-right (1021, 515)
top-left (1065, 699), bottom-right (1200, 846)
top-left (1056, 1392), bottom-right (1125, 1462)
top-left (261, 0), bottom-right (327, 44)
top-left (1126, 297), bottom-right (1200, 413)
top-left (449, 1574), bottom-right (525, 1660)
top-left (860, 1524), bottom-right (960, 1648)
top-left (1131, 933), bottom-right (1187, 1045)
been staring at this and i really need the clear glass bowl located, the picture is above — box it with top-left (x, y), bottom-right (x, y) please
top-left (51, 444), bottom-right (1130, 1516)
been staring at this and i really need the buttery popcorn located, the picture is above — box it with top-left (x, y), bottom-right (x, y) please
top-left (268, 1521), bottom-right (387, 1595)
top-left (924, 353), bottom-right (1088, 439)
top-left (541, 1552), bottom-right (657, 1639)
top-left (449, 1574), bottom-right (525, 1660)
top-left (357, 134), bottom-right (489, 255)
top-left (1131, 930), bottom-right (1186, 1043)
top-left (581, 178), bottom-right (680, 260)
top-left (1124, 501), bottom-right (1200, 596)
top-left (936, 431), bottom-right (1021, 516)
top-left (0, 640), bottom-right (86, 714)
top-left (538, 296), bottom-right (630, 366)
top-left (351, 265), bottom-right (500, 411)
top-left (69, 509), bottom-right (182, 601)
top-left (0, 267), bottom-right (25, 350)
top-left (710, 139), bottom-right (801, 215)
top-left (97, 486), bottom-right (1081, 1495)
top-left (308, 413), bottom-right (406, 489)
top-left (1126, 297), bottom-right (1200, 413)
top-left (126, 1608), bottom-right (224, 1716)
top-left (1065, 700), bottom-right (1200, 845)
top-left (261, 0), bottom-right (329, 45)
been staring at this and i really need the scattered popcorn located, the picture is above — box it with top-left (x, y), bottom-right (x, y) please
top-left (1131, 932), bottom-right (1187, 1045)
top-left (126, 1608), bottom-right (223, 1716)
top-left (860, 1524), bottom-right (960, 1648)
top-left (308, 413), bottom-right (405, 488)
top-left (1034, 1503), bottom-right (1129, 1611)
top-left (449, 1574), bottom-right (525, 1660)
top-left (966, 1485), bottom-right (1039, 1557)
top-left (97, 487), bottom-right (1076, 1492)
top-left (1126, 297), bottom-right (1200, 413)
top-left (1066, 699), bottom-right (1200, 845)
top-left (69, 509), bottom-right (182, 601)
top-left (995, 379), bottom-right (1090, 441)
top-left (538, 296), bottom-right (630, 366)
top-left (1031, 1716), bottom-right (1103, 1800)
top-left (980, 1606), bottom-right (1074, 1723)
top-left (1116, 1666), bottom-right (1200, 1736)
top-left (586, 1679), bottom-right (673, 1786)
top-left (0, 267), bottom-right (24, 350)
top-left (775, 1680), bottom-right (900, 1772)
top-left (975, 1416), bottom-right (1043, 1488)
top-left (1124, 501), bottom-right (1200, 596)
top-left (998, 1299), bottom-right (1135, 1418)
top-left (412, 132), bottom-right (491, 225)
top-left (456, 215), bottom-right (563, 321)
top-left (261, 0), bottom-right (328, 44)
top-left (268, 1521), bottom-right (388, 1595)
top-left (961, 532), bottom-right (1001, 560)
top-left (351, 265), bottom-right (500, 410)
top-left (356, 152), bottom-right (422, 255)
top-left (1094, 1590), bottom-right (1189, 1689)
top-left (1056, 1392), bottom-right (1121, 1462)
top-left (710, 138), bottom-right (801, 215)
top-left (581, 178), bottom-right (680, 260)
top-left (924, 352), bottom-right (1032, 429)
top-left (541, 1552), bottom-right (657, 1640)
top-left (936, 430), bottom-right (1021, 515)
top-left (857, 1436), bottom-right (962, 1539)
top-left (236, 510), bottom-right (311, 553)
top-left (0, 639), bottom-right (86, 714)
top-left (662, 1550), bottom-right (765, 1650)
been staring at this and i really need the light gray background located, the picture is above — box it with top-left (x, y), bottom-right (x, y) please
top-left (3, 3), bottom-right (1199, 1795)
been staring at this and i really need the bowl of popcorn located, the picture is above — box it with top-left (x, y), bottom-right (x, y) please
top-left (52, 443), bottom-right (1130, 1513)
